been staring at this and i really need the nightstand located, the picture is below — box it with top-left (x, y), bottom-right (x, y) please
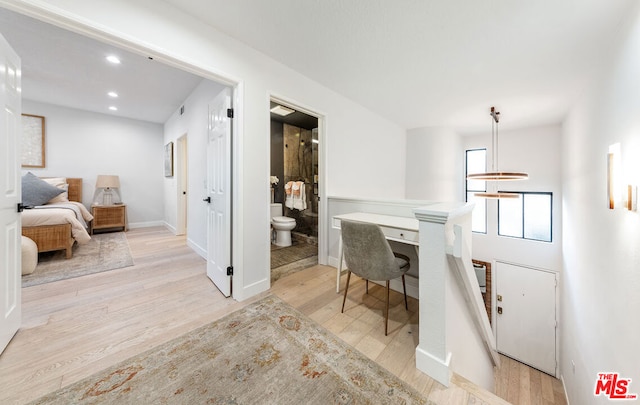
top-left (91, 204), bottom-right (127, 234)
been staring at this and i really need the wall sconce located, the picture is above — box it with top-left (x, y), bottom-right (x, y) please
top-left (95, 175), bottom-right (120, 205)
top-left (608, 143), bottom-right (637, 211)
top-left (627, 185), bottom-right (637, 211)
top-left (608, 143), bottom-right (622, 209)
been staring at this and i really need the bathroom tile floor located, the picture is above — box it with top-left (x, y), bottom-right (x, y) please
top-left (270, 240), bottom-right (318, 282)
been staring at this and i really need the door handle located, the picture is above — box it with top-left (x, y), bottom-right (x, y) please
top-left (203, 197), bottom-right (211, 203)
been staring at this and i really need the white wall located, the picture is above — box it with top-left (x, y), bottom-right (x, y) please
top-left (405, 123), bottom-right (563, 281)
top-left (10, 0), bottom-right (407, 300)
top-left (22, 99), bottom-right (164, 227)
top-left (561, 5), bottom-right (640, 403)
top-left (464, 124), bottom-right (563, 273)
top-left (406, 124), bottom-right (563, 385)
top-left (164, 79), bottom-right (227, 256)
top-left (405, 127), bottom-right (463, 202)
top-left (446, 264), bottom-right (495, 390)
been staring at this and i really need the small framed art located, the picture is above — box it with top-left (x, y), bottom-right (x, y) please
top-left (164, 142), bottom-right (174, 177)
top-left (21, 114), bottom-right (45, 168)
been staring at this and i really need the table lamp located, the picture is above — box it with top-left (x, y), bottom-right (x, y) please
top-left (96, 175), bottom-right (120, 205)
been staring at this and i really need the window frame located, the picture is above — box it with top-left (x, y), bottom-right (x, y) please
top-left (497, 191), bottom-right (553, 242)
top-left (465, 148), bottom-right (487, 234)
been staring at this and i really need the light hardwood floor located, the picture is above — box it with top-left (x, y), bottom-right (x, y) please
top-left (0, 227), bottom-right (566, 404)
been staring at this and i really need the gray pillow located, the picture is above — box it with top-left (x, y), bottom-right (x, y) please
top-left (22, 172), bottom-right (64, 206)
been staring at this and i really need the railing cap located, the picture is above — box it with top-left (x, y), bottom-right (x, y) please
top-left (413, 202), bottom-right (475, 224)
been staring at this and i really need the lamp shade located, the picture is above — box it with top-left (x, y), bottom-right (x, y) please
top-left (96, 175), bottom-right (120, 189)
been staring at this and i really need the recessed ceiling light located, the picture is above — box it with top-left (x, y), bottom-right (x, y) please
top-left (109, 106), bottom-right (118, 111)
top-left (106, 55), bottom-right (121, 64)
top-left (270, 105), bottom-right (295, 116)
top-left (107, 91), bottom-right (118, 98)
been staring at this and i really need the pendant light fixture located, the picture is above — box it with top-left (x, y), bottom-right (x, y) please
top-left (467, 106), bottom-right (528, 199)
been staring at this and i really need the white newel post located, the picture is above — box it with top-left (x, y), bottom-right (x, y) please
top-left (413, 202), bottom-right (474, 387)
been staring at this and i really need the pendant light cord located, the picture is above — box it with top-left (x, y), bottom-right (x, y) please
top-left (492, 118), bottom-right (497, 172)
top-left (490, 107), bottom-right (500, 172)
top-left (491, 117), bottom-right (500, 172)
top-left (467, 106), bottom-right (528, 187)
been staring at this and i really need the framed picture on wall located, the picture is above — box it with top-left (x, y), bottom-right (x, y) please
top-left (164, 142), bottom-right (174, 177)
top-left (21, 114), bottom-right (45, 168)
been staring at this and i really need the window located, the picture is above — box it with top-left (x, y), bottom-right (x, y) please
top-left (466, 149), bottom-right (487, 233)
top-left (498, 192), bottom-right (552, 242)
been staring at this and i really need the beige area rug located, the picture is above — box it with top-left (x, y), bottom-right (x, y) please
top-left (22, 232), bottom-right (134, 288)
top-left (29, 296), bottom-right (427, 404)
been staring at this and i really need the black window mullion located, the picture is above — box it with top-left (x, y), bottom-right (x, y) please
top-left (521, 194), bottom-right (526, 239)
top-left (498, 191), bottom-right (552, 242)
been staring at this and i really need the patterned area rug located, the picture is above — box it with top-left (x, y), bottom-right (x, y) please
top-left (22, 232), bottom-right (134, 288)
top-left (29, 296), bottom-right (427, 404)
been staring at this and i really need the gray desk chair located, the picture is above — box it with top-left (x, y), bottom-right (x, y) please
top-left (340, 219), bottom-right (410, 335)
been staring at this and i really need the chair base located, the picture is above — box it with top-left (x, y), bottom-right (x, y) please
top-left (341, 272), bottom-right (408, 336)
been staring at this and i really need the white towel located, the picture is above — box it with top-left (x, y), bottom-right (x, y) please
top-left (285, 194), bottom-right (294, 209)
top-left (284, 181), bottom-right (294, 209)
top-left (291, 181), bottom-right (301, 196)
top-left (292, 181), bottom-right (307, 211)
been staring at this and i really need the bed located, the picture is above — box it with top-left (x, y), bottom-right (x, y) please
top-left (21, 176), bottom-right (93, 259)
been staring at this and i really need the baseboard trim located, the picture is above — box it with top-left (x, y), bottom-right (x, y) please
top-left (187, 238), bottom-right (206, 259)
top-left (416, 346), bottom-right (452, 387)
top-left (128, 220), bottom-right (165, 229)
top-left (162, 222), bottom-right (177, 234)
top-left (560, 374), bottom-right (571, 405)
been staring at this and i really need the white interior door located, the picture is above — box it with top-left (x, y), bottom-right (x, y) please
top-left (205, 88), bottom-right (232, 297)
top-left (496, 262), bottom-right (557, 375)
top-left (0, 33), bottom-right (22, 354)
top-left (176, 134), bottom-right (188, 235)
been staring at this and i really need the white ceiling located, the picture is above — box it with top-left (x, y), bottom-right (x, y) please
top-left (163, 0), bottom-right (635, 131)
top-left (1, 1), bottom-right (636, 130)
top-left (0, 7), bottom-right (204, 124)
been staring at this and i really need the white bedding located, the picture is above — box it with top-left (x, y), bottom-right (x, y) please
top-left (22, 202), bottom-right (94, 244)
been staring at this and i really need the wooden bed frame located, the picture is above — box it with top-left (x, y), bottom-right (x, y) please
top-left (21, 178), bottom-right (83, 259)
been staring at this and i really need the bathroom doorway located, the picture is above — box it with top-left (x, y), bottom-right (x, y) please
top-left (269, 98), bottom-right (321, 282)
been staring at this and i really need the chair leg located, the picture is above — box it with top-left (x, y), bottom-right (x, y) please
top-left (365, 279), bottom-right (368, 294)
top-left (385, 280), bottom-right (390, 336)
top-left (402, 274), bottom-right (408, 310)
top-left (341, 271), bottom-right (352, 313)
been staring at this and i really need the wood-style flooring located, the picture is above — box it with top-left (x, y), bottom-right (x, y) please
top-left (0, 227), bottom-right (566, 404)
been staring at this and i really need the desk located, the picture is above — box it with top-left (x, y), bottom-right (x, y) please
top-left (333, 212), bottom-right (419, 292)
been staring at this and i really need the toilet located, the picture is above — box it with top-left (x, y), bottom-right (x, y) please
top-left (270, 203), bottom-right (296, 247)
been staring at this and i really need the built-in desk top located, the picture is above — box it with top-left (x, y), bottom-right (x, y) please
top-left (333, 212), bottom-right (419, 245)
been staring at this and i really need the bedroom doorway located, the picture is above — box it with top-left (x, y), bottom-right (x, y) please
top-left (205, 88), bottom-right (233, 297)
top-left (0, 31), bottom-right (22, 355)
top-left (0, 5), bottom-right (243, 299)
top-left (176, 134), bottom-right (188, 236)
